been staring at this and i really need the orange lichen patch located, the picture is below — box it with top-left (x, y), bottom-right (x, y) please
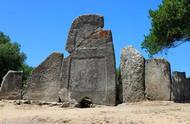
top-left (72, 22), bottom-right (78, 28)
top-left (99, 30), bottom-right (108, 38)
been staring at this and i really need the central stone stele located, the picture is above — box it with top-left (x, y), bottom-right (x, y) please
top-left (24, 14), bottom-right (117, 105)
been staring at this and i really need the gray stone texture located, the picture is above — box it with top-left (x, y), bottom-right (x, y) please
top-left (145, 58), bottom-right (171, 100)
top-left (24, 14), bottom-right (116, 105)
top-left (66, 15), bottom-right (116, 105)
top-left (66, 14), bottom-right (104, 53)
top-left (186, 78), bottom-right (190, 101)
top-left (0, 70), bottom-right (23, 99)
top-left (172, 72), bottom-right (190, 102)
top-left (24, 52), bottom-right (64, 102)
top-left (120, 46), bottom-right (145, 102)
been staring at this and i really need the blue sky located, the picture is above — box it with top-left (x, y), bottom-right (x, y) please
top-left (0, 0), bottom-right (190, 76)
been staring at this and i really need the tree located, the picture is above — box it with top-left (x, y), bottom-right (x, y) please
top-left (0, 32), bottom-right (32, 84)
top-left (21, 64), bottom-right (33, 82)
top-left (142, 0), bottom-right (190, 55)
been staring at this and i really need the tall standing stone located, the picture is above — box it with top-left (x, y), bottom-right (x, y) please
top-left (145, 58), bottom-right (171, 100)
top-left (66, 14), bottom-right (116, 105)
top-left (24, 14), bottom-right (117, 105)
top-left (120, 46), bottom-right (145, 102)
top-left (24, 52), bottom-right (64, 102)
top-left (172, 72), bottom-right (186, 102)
top-left (0, 71), bottom-right (23, 99)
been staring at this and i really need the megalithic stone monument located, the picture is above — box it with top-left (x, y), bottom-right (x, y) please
top-left (24, 14), bottom-right (117, 105)
top-left (65, 14), bottom-right (116, 105)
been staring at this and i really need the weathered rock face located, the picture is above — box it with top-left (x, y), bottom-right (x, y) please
top-left (24, 52), bottom-right (64, 102)
top-left (145, 59), bottom-right (171, 100)
top-left (120, 46), bottom-right (145, 102)
top-left (66, 15), bottom-right (104, 53)
top-left (172, 72), bottom-right (190, 102)
top-left (172, 72), bottom-right (186, 102)
top-left (24, 15), bottom-right (117, 105)
top-left (0, 71), bottom-right (23, 99)
top-left (66, 15), bottom-right (116, 105)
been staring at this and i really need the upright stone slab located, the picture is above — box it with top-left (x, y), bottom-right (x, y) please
top-left (66, 15), bottom-right (116, 105)
top-left (172, 72), bottom-right (190, 102)
top-left (172, 72), bottom-right (186, 102)
top-left (186, 78), bottom-right (190, 101)
top-left (24, 52), bottom-right (64, 102)
top-left (145, 58), bottom-right (171, 100)
top-left (0, 71), bottom-right (23, 100)
top-left (120, 46), bottom-right (145, 102)
top-left (24, 14), bottom-right (116, 105)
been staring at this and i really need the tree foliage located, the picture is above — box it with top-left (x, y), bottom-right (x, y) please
top-left (0, 32), bottom-right (32, 83)
top-left (142, 0), bottom-right (190, 55)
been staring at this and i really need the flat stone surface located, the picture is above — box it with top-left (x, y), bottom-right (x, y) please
top-left (120, 46), bottom-right (145, 102)
top-left (0, 71), bottom-right (23, 99)
top-left (69, 57), bottom-right (106, 104)
top-left (145, 58), bottom-right (171, 100)
top-left (24, 52), bottom-right (64, 102)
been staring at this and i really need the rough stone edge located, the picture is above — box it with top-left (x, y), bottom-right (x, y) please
top-left (0, 70), bottom-right (23, 92)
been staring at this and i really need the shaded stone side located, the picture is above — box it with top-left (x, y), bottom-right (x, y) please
top-left (58, 57), bottom-right (71, 102)
top-left (24, 52), bottom-right (64, 102)
top-left (0, 71), bottom-right (23, 100)
top-left (145, 58), bottom-right (171, 100)
top-left (186, 78), bottom-right (190, 101)
top-left (120, 46), bottom-right (145, 102)
top-left (172, 72), bottom-right (190, 102)
top-left (66, 15), bottom-right (116, 105)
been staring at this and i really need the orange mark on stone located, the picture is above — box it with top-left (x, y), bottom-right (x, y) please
top-left (99, 31), bottom-right (108, 38)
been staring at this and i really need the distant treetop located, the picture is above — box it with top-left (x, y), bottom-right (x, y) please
top-left (142, 0), bottom-right (190, 56)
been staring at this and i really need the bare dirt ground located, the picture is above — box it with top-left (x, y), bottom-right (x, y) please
top-left (0, 100), bottom-right (190, 124)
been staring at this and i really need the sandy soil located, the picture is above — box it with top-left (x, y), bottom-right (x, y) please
top-left (0, 100), bottom-right (190, 124)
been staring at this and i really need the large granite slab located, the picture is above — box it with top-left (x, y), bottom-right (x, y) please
top-left (66, 15), bottom-right (116, 105)
top-left (24, 15), bottom-right (117, 105)
top-left (172, 72), bottom-right (190, 102)
top-left (120, 46), bottom-right (145, 102)
top-left (0, 71), bottom-right (23, 100)
top-left (145, 58), bottom-right (171, 100)
top-left (24, 52), bottom-right (64, 102)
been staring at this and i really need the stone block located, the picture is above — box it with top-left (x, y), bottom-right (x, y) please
top-left (0, 71), bottom-right (23, 99)
top-left (24, 52), bottom-right (64, 102)
top-left (172, 72), bottom-right (190, 102)
top-left (120, 46), bottom-right (145, 102)
top-left (66, 15), bottom-right (116, 105)
top-left (145, 58), bottom-right (171, 100)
